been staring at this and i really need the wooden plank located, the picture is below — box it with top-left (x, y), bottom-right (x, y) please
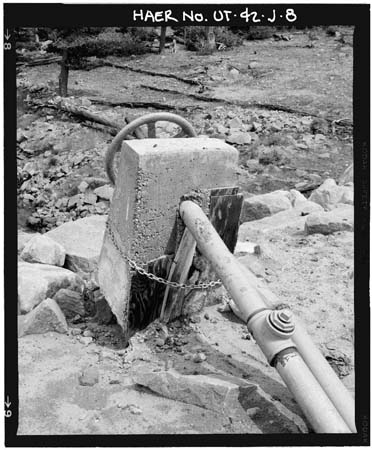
top-left (160, 228), bottom-right (196, 322)
top-left (209, 193), bottom-right (243, 253)
top-left (162, 188), bottom-right (243, 322)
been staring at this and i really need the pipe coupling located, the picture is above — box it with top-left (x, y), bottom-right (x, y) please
top-left (247, 309), bottom-right (296, 366)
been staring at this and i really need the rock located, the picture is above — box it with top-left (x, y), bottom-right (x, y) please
top-left (299, 201), bottom-right (324, 216)
top-left (18, 262), bottom-right (84, 314)
top-left (83, 330), bottom-right (94, 338)
top-left (81, 98), bottom-right (92, 107)
top-left (228, 117), bottom-right (243, 129)
top-left (309, 179), bottom-right (353, 210)
top-left (226, 132), bottom-right (252, 145)
top-left (193, 352), bottom-right (207, 363)
top-left (79, 336), bottom-right (93, 345)
top-left (234, 241), bottom-right (261, 255)
top-left (94, 185), bottom-right (114, 202)
top-left (245, 159), bottom-right (262, 173)
top-left (93, 291), bottom-right (114, 325)
top-left (19, 298), bottom-right (68, 337)
top-left (318, 152), bottom-right (330, 159)
top-left (239, 201), bottom-right (323, 237)
top-left (288, 189), bottom-right (307, 207)
top-left (339, 164), bottom-right (353, 185)
top-left (132, 369), bottom-right (257, 415)
top-left (45, 215), bottom-right (107, 274)
top-left (155, 338), bottom-right (165, 347)
top-left (18, 231), bottom-right (37, 253)
top-left (83, 193), bottom-right (97, 205)
top-left (305, 206), bottom-right (354, 235)
top-left (20, 234), bottom-right (66, 266)
top-left (240, 190), bottom-right (292, 223)
top-left (78, 181), bottom-right (89, 193)
top-left (78, 367), bottom-right (99, 386)
top-left (215, 124), bottom-right (229, 135)
top-left (53, 288), bottom-right (85, 319)
top-left (340, 187), bottom-right (353, 205)
top-left (125, 404), bottom-right (142, 415)
top-left (70, 327), bottom-right (82, 336)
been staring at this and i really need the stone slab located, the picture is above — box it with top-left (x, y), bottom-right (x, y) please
top-left (305, 205), bottom-right (354, 235)
top-left (46, 215), bottom-right (107, 274)
top-left (19, 298), bottom-right (68, 337)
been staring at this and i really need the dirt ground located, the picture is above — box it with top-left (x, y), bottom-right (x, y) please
top-left (17, 27), bottom-right (354, 435)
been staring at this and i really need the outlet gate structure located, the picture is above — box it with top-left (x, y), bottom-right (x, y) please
top-left (98, 112), bottom-right (355, 434)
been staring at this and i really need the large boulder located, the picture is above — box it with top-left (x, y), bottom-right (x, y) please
top-left (309, 179), bottom-right (353, 210)
top-left (45, 215), bottom-right (107, 275)
top-left (339, 164), bottom-right (353, 185)
top-left (18, 262), bottom-right (84, 314)
top-left (18, 231), bottom-right (37, 254)
top-left (305, 205), bottom-right (354, 235)
top-left (239, 201), bottom-right (323, 238)
top-left (94, 185), bottom-right (113, 202)
top-left (18, 298), bottom-right (68, 337)
top-left (52, 288), bottom-right (85, 319)
top-left (240, 190), bottom-right (293, 223)
top-left (20, 234), bottom-right (66, 266)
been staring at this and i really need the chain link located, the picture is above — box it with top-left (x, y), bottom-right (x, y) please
top-left (106, 219), bottom-right (222, 290)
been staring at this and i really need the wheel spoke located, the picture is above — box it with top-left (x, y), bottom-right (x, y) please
top-left (147, 122), bottom-right (156, 138)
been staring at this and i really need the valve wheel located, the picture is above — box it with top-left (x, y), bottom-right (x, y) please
top-left (105, 112), bottom-right (197, 185)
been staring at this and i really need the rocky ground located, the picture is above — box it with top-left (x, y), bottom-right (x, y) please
top-left (17, 28), bottom-right (354, 435)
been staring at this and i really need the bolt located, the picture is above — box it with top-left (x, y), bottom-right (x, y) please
top-left (278, 310), bottom-right (293, 323)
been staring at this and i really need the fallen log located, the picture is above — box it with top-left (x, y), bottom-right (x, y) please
top-left (29, 99), bottom-right (136, 137)
top-left (17, 56), bottom-right (61, 67)
top-left (101, 60), bottom-right (201, 86)
top-left (88, 97), bottom-right (194, 112)
top-left (140, 84), bottom-right (353, 127)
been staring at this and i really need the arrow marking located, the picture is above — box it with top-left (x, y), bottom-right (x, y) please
top-left (4, 29), bottom-right (11, 40)
top-left (4, 396), bottom-right (11, 408)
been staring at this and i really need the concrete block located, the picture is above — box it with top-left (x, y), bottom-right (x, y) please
top-left (99, 138), bottom-right (238, 331)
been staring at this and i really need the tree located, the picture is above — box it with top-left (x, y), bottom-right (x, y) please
top-left (159, 27), bottom-right (167, 54)
top-left (204, 27), bottom-right (216, 52)
top-left (47, 28), bottom-right (148, 96)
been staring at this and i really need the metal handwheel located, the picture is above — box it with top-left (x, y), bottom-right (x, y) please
top-left (105, 112), bottom-right (197, 185)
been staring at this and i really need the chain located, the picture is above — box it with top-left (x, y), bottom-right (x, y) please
top-left (106, 219), bottom-right (222, 290)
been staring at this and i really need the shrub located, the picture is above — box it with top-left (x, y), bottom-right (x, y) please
top-left (244, 27), bottom-right (275, 40)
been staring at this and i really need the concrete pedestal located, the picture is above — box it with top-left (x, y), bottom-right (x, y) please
top-left (98, 138), bottom-right (238, 335)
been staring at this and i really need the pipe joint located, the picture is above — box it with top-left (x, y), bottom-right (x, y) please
top-left (247, 309), bottom-right (296, 366)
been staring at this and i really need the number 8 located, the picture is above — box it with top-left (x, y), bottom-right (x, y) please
top-left (4, 42), bottom-right (11, 50)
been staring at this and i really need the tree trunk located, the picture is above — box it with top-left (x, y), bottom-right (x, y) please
top-left (159, 26), bottom-right (167, 54)
top-left (58, 49), bottom-right (69, 97)
top-left (204, 26), bottom-right (215, 53)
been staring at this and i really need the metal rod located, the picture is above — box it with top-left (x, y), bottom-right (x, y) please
top-left (180, 200), bottom-right (352, 433)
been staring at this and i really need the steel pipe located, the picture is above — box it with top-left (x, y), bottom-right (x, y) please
top-left (236, 260), bottom-right (356, 432)
top-left (180, 200), bottom-right (352, 433)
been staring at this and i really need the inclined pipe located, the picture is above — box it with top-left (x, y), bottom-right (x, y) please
top-left (236, 255), bottom-right (356, 432)
top-left (180, 200), bottom-right (351, 433)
